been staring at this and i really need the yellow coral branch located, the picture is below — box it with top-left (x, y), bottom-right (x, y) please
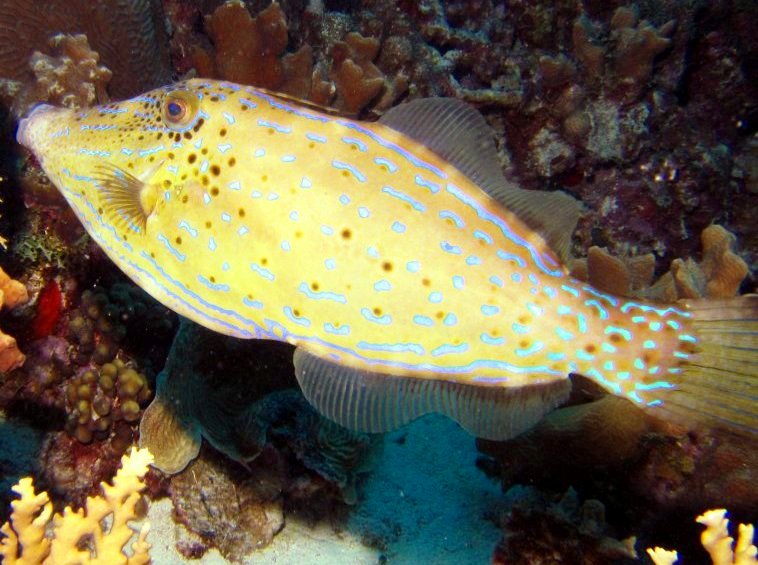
top-left (647, 509), bottom-right (757, 565)
top-left (0, 447), bottom-right (153, 565)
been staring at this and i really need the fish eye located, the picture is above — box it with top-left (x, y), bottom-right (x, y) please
top-left (162, 90), bottom-right (199, 131)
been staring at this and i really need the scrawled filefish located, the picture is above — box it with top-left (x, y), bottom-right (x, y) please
top-left (17, 79), bottom-right (757, 444)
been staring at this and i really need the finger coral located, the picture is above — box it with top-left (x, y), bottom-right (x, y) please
top-left (0, 266), bottom-right (29, 373)
top-left (647, 509), bottom-right (757, 565)
top-left (0, 446), bottom-right (153, 564)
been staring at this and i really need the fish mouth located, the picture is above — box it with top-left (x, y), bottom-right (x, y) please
top-left (16, 103), bottom-right (60, 150)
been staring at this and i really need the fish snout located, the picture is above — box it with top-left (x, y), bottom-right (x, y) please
top-left (16, 103), bottom-right (62, 150)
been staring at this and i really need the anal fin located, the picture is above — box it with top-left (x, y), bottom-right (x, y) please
top-left (293, 347), bottom-right (571, 440)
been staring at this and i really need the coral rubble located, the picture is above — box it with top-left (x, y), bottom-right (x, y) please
top-left (0, 447), bottom-right (153, 564)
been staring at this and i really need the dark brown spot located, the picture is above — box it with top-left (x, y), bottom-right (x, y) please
top-left (311, 282), bottom-right (320, 291)
top-left (188, 153), bottom-right (197, 164)
top-left (341, 228), bottom-right (352, 240)
top-left (293, 308), bottom-right (301, 316)
top-left (373, 307), bottom-right (382, 316)
top-left (183, 131), bottom-right (192, 139)
top-left (238, 208), bottom-right (245, 217)
top-left (228, 157), bottom-right (236, 167)
top-left (201, 148), bottom-right (208, 155)
top-left (210, 187), bottom-right (219, 196)
top-left (181, 195), bottom-right (188, 203)
top-left (175, 236), bottom-right (182, 245)
top-left (209, 276), bottom-right (216, 283)
top-left (210, 165), bottom-right (220, 176)
top-left (261, 258), bottom-right (268, 265)
top-left (585, 344), bottom-right (596, 353)
top-left (381, 261), bottom-right (393, 272)
top-left (609, 334), bottom-right (622, 343)
top-left (219, 128), bottom-right (227, 137)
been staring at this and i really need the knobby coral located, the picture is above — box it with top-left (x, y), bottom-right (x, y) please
top-left (6, 34), bottom-right (113, 119)
top-left (0, 446), bottom-right (153, 564)
top-left (648, 509), bottom-right (757, 565)
top-left (0, 266), bottom-right (29, 373)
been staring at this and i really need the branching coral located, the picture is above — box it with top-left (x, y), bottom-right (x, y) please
top-left (648, 509), bottom-right (757, 565)
top-left (0, 266), bottom-right (29, 373)
top-left (0, 446), bottom-right (153, 564)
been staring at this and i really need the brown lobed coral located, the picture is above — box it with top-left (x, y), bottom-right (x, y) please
top-left (570, 224), bottom-right (749, 301)
top-left (193, 1), bottom-right (406, 115)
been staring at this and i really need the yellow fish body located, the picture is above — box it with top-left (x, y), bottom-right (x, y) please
top-left (17, 79), bottom-right (757, 440)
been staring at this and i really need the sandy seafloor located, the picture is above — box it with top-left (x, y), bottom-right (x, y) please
top-left (147, 414), bottom-right (505, 564)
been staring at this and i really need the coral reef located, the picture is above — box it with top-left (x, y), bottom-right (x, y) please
top-left (648, 509), bottom-right (757, 565)
top-left (140, 321), bottom-right (374, 499)
top-left (0, 446), bottom-right (153, 564)
top-left (0, 0), bottom-right (170, 100)
top-left (140, 322), bottom-right (375, 558)
top-left (0, 266), bottom-right (29, 373)
top-left (492, 487), bottom-right (637, 564)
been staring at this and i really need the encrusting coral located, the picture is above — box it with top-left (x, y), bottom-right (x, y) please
top-left (648, 509), bottom-right (757, 565)
top-left (0, 446), bottom-right (153, 564)
top-left (0, 266), bottom-right (29, 373)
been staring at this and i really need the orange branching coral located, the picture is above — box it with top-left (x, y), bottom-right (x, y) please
top-left (0, 266), bottom-right (29, 373)
top-left (0, 447), bottom-right (153, 564)
top-left (6, 34), bottom-right (113, 119)
top-left (570, 225), bottom-right (748, 301)
top-left (647, 509), bottom-right (757, 565)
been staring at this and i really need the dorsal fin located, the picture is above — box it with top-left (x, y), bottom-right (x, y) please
top-left (379, 98), bottom-right (581, 261)
top-left (293, 347), bottom-right (571, 440)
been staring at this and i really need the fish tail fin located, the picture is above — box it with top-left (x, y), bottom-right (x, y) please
top-left (643, 295), bottom-right (757, 438)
